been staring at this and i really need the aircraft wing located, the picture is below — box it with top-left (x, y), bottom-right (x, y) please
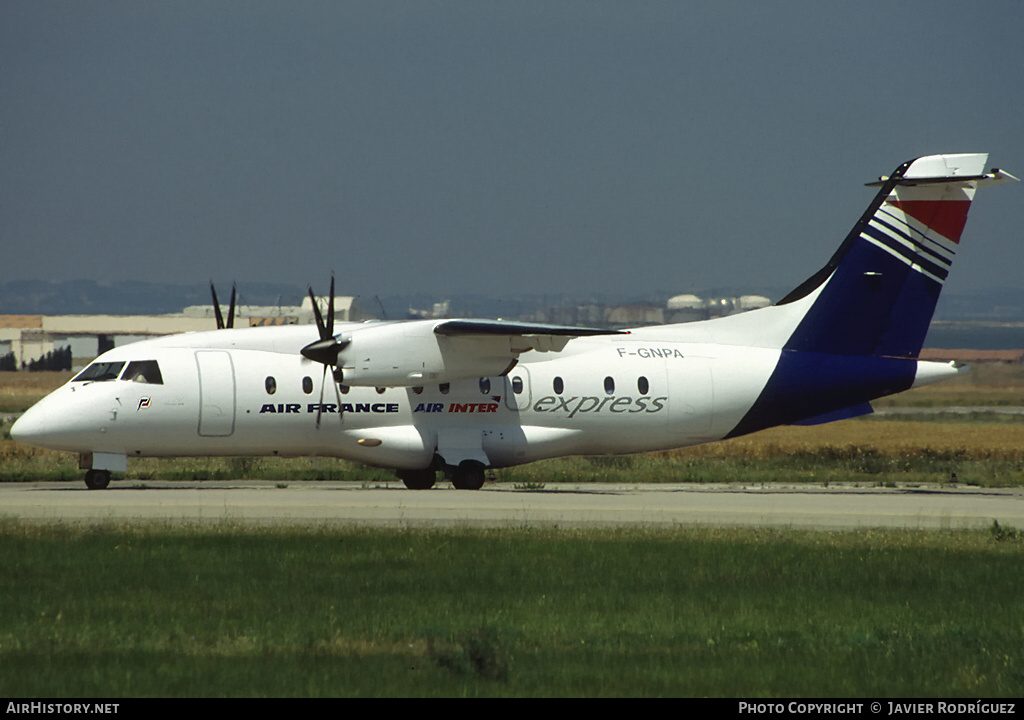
top-left (302, 317), bottom-right (629, 386)
top-left (433, 319), bottom-right (628, 353)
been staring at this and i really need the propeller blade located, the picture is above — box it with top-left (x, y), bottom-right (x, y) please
top-left (304, 276), bottom-right (347, 431)
top-left (227, 284), bottom-right (237, 329)
top-left (211, 283), bottom-right (225, 330)
top-left (308, 286), bottom-right (326, 339)
top-left (315, 365), bottom-right (328, 429)
top-left (326, 274), bottom-right (335, 338)
top-left (315, 364), bottom-right (347, 428)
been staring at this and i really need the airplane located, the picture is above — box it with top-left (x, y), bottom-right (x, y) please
top-left (11, 153), bottom-right (1017, 490)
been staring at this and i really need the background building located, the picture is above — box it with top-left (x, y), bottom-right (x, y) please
top-left (0, 296), bottom-right (373, 371)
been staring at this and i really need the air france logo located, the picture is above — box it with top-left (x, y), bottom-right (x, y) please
top-left (137, 397), bottom-right (151, 411)
top-left (259, 403), bottom-right (399, 414)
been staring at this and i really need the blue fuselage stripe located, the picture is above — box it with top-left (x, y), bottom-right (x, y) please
top-left (726, 350), bottom-right (917, 438)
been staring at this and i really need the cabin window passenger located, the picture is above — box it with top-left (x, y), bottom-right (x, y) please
top-left (479, 378), bottom-right (490, 395)
top-left (121, 360), bottom-right (163, 385)
top-left (339, 384), bottom-right (350, 394)
top-left (604, 376), bottom-right (615, 395)
top-left (302, 376), bottom-right (313, 394)
top-left (440, 383), bottom-right (450, 394)
top-left (553, 377), bottom-right (563, 394)
top-left (512, 376), bottom-right (524, 394)
top-left (376, 387), bottom-right (386, 395)
top-left (265, 376), bottom-right (277, 395)
top-left (637, 376), bottom-right (649, 395)
top-left (412, 386), bottom-right (424, 395)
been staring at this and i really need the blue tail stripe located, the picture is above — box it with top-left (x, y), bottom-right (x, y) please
top-left (868, 216), bottom-right (953, 268)
top-left (861, 224), bottom-right (950, 280)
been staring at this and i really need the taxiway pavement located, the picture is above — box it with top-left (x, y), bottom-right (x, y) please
top-left (2, 480), bottom-right (1022, 531)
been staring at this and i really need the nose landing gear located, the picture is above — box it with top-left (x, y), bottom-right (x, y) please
top-left (78, 453), bottom-right (124, 490)
top-left (84, 469), bottom-right (111, 490)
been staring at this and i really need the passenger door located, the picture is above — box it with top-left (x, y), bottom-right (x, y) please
top-left (196, 351), bottom-right (236, 437)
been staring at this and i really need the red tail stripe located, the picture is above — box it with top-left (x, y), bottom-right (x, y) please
top-left (888, 200), bottom-right (972, 244)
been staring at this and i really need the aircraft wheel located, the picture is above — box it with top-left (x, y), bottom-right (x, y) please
top-left (451, 461), bottom-right (486, 490)
top-left (398, 469), bottom-right (436, 490)
top-left (84, 469), bottom-right (111, 490)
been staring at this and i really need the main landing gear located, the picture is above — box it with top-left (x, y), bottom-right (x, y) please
top-left (451, 460), bottom-right (486, 490)
top-left (84, 469), bottom-right (111, 490)
top-left (397, 468), bottom-right (437, 490)
top-left (396, 460), bottom-right (488, 490)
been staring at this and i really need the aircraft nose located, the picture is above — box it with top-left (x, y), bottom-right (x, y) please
top-left (9, 391), bottom-right (99, 452)
top-left (10, 404), bottom-right (51, 445)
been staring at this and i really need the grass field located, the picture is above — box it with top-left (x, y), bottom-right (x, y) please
top-left (2, 522), bottom-right (1022, 697)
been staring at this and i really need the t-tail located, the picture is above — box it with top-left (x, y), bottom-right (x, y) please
top-left (727, 153), bottom-right (1017, 437)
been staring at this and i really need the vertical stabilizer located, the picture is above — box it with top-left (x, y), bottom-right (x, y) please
top-left (726, 154), bottom-right (1015, 437)
top-left (778, 154), bottom-right (1015, 358)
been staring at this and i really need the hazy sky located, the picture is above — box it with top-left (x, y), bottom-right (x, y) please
top-left (3, 1), bottom-right (1022, 300)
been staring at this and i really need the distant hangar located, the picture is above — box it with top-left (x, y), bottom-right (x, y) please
top-left (0, 295), bottom-right (373, 371)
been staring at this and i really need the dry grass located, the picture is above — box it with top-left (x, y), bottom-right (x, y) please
top-left (671, 419), bottom-right (1024, 461)
top-left (0, 439), bottom-right (69, 463)
top-left (0, 371), bottom-right (72, 393)
top-left (874, 363), bottom-right (1024, 408)
top-left (0, 371), bottom-right (71, 412)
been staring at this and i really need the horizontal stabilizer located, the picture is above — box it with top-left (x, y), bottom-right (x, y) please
top-left (866, 156), bottom-right (1018, 188)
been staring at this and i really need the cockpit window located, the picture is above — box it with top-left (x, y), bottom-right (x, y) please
top-left (73, 362), bottom-right (126, 382)
top-left (121, 360), bottom-right (163, 385)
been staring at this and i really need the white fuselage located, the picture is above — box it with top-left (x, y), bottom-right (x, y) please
top-left (13, 322), bottom-right (789, 471)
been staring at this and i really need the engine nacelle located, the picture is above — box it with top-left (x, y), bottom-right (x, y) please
top-left (333, 321), bottom-right (518, 387)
